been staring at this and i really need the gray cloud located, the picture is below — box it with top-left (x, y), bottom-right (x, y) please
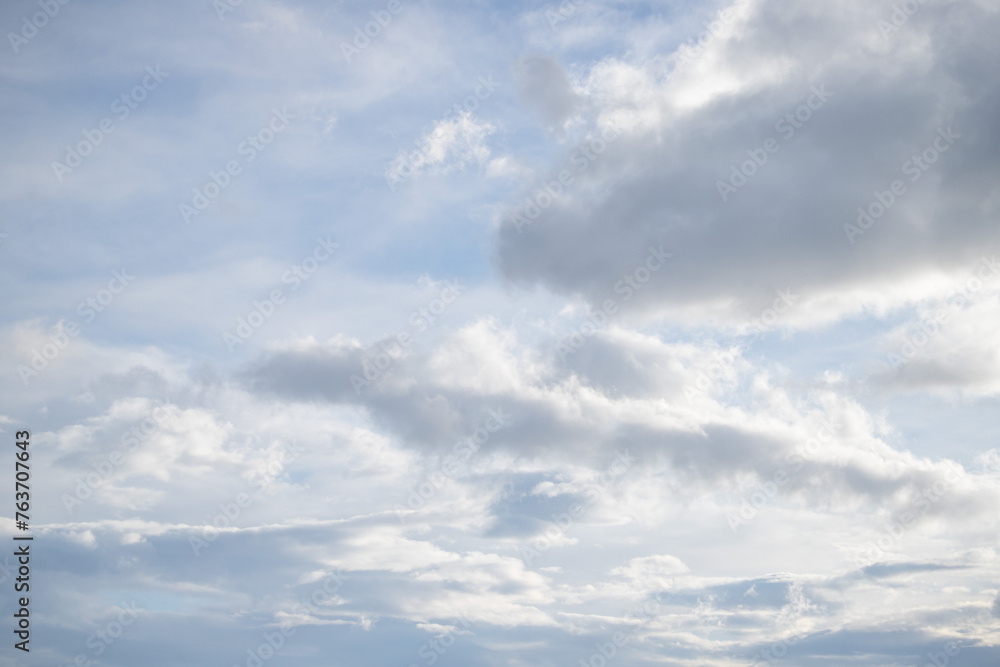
top-left (495, 0), bottom-right (1000, 322)
top-left (512, 54), bottom-right (582, 130)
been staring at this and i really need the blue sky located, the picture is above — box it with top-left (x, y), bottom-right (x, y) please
top-left (2, 0), bottom-right (1000, 666)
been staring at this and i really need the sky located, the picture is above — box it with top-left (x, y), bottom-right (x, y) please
top-left (1, 0), bottom-right (999, 665)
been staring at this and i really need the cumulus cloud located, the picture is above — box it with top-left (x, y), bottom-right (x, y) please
top-left (385, 112), bottom-right (498, 188)
top-left (2, 0), bottom-right (999, 665)
top-left (495, 0), bottom-right (1000, 327)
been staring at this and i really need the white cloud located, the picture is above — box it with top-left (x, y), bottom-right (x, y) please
top-left (3, 0), bottom-right (999, 664)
